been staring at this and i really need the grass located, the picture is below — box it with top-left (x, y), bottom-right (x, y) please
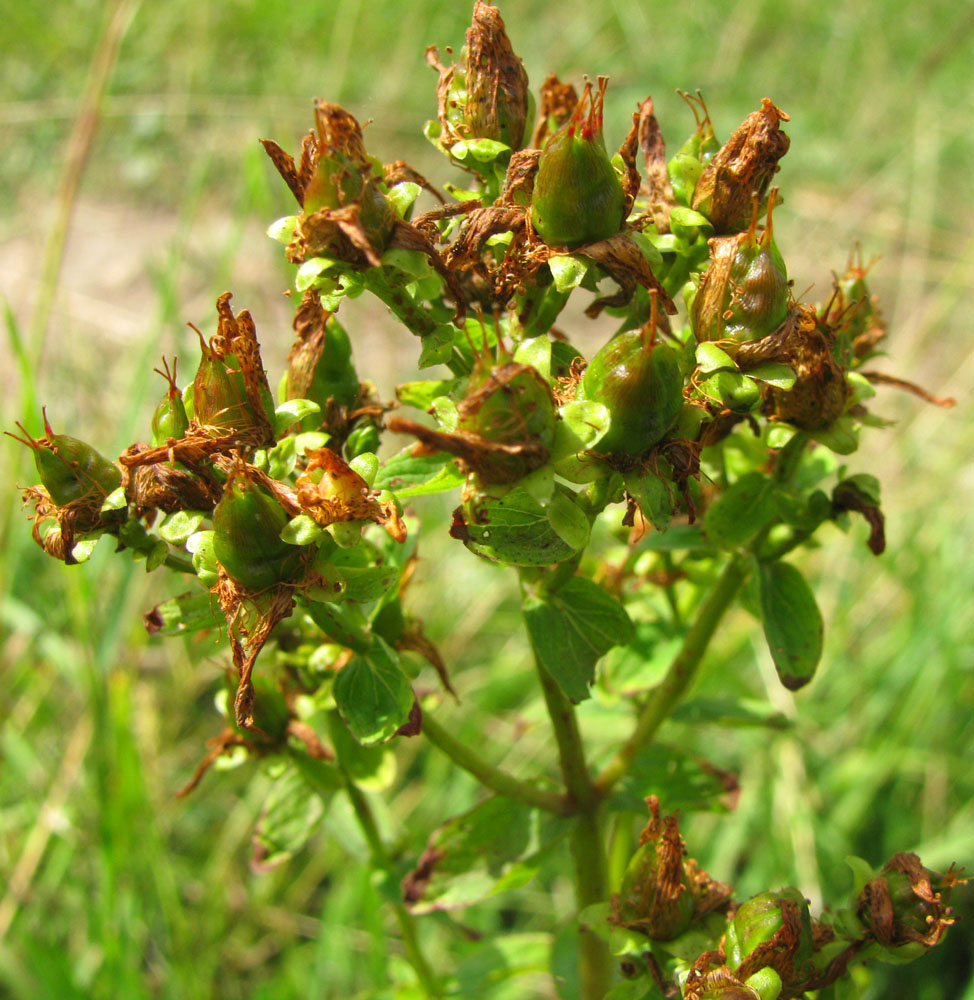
top-left (1, 1), bottom-right (972, 997)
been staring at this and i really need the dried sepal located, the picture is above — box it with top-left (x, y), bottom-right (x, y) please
top-left (296, 447), bottom-right (406, 542)
top-left (637, 95), bottom-right (677, 233)
top-left (692, 98), bottom-right (790, 235)
top-left (530, 73), bottom-right (579, 148)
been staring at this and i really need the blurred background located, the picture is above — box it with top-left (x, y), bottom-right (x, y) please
top-left (1, 1), bottom-right (971, 997)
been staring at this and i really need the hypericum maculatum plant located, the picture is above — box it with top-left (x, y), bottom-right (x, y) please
top-left (10, 3), bottom-right (962, 998)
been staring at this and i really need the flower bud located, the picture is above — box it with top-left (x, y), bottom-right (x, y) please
top-left (10, 410), bottom-right (121, 507)
top-left (213, 467), bottom-right (306, 591)
top-left (531, 77), bottom-right (626, 248)
top-left (692, 190), bottom-right (788, 344)
top-left (667, 90), bottom-right (721, 207)
top-left (577, 298), bottom-right (684, 457)
top-left (692, 98), bottom-right (790, 235)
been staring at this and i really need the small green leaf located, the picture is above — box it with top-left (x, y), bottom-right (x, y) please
top-left (266, 215), bottom-right (298, 244)
top-left (811, 416), bottom-right (859, 455)
top-left (385, 181), bottom-right (421, 219)
top-left (699, 370), bottom-right (761, 412)
top-left (705, 471), bottom-right (777, 548)
top-left (303, 599), bottom-right (371, 653)
top-left (396, 378), bottom-right (459, 410)
top-left (639, 524), bottom-right (708, 551)
top-left (374, 447), bottom-right (465, 499)
top-left (186, 529), bottom-right (218, 587)
top-left (273, 398), bottom-right (321, 435)
top-left (252, 766), bottom-right (327, 870)
top-left (523, 577), bottom-right (634, 702)
top-left (418, 324), bottom-right (458, 368)
top-left (281, 514), bottom-right (328, 546)
top-left (669, 205), bottom-right (712, 230)
top-left (333, 637), bottom-right (414, 745)
top-left (758, 559), bottom-right (823, 690)
top-left (295, 256), bottom-right (338, 292)
top-left (158, 510), bottom-right (206, 545)
top-left (695, 342), bottom-right (736, 374)
top-left (746, 362), bottom-right (796, 389)
top-left (450, 137), bottom-right (510, 163)
top-left (630, 229), bottom-right (663, 265)
top-left (381, 247), bottom-right (432, 279)
top-left (403, 798), bottom-right (566, 914)
top-left (624, 469), bottom-right (672, 532)
top-left (671, 697), bottom-right (791, 729)
top-left (600, 620), bottom-right (684, 694)
top-left (513, 336), bottom-right (552, 384)
top-left (145, 589), bottom-right (223, 636)
top-left (548, 254), bottom-right (588, 293)
top-left (545, 489), bottom-right (590, 551)
top-left (349, 452), bottom-right (379, 488)
top-left (100, 486), bottom-right (126, 512)
top-left (462, 487), bottom-right (577, 566)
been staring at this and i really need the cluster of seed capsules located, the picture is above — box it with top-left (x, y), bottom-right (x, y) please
top-left (11, 1), bottom-right (934, 728)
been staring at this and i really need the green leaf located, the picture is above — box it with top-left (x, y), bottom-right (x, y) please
top-left (294, 255), bottom-right (338, 292)
top-left (448, 933), bottom-right (553, 998)
top-left (381, 246), bottom-right (432, 279)
top-left (746, 362), bottom-right (796, 389)
top-left (671, 697), bottom-right (791, 729)
top-left (548, 254), bottom-right (588, 293)
top-left (144, 589), bottom-right (223, 636)
top-left (758, 559), bottom-right (823, 690)
top-left (600, 620), bottom-right (685, 694)
top-left (695, 342), bottom-right (736, 374)
top-left (266, 214), bottom-right (298, 244)
top-left (450, 137), bottom-right (511, 163)
top-left (624, 469), bottom-right (672, 532)
top-left (705, 471), bottom-right (777, 548)
top-left (638, 524), bottom-right (708, 551)
top-left (158, 509), bottom-right (206, 545)
top-left (385, 181), bottom-right (421, 219)
top-left (523, 577), bottom-right (634, 702)
top-left (462, 487), bottom-right (577, 566)
top-left (252, 766), bottom-right (327, 870)
top-left (281, 514), bottom-right (328, 546)
top-left (396, 378), bottom-right (459, 410)
top-left (374, 447), bottom-right (465, 499)
top-left (328, 712), bottom-right (397, 791)
top-left (669, 205), bottom-right (713, 231)
top-left (349, 452), bottom-right (379, 488)
top-left (186, 529), bottom-right (218, 587)
top-left (810, 416), bottom-right (859, 455)
top-left (611, 744), bottom-right (737, 814)
top-left (100, 486), bottom-right (126, 512)
top-left (545, 488), bottom-right (590, 551)
top-left (403, 798), bottom-right (566, 914)
top-left (630, 229), bottom-right (663, 265)
top-left (698, 370), bottom-right (761, 412)
top-left (513, 336), bottom-right (553, 384)
top-left (418, 324), bottom-right (458, 368)
top-left (333, 637), bottom-right (414, 744)
top-left (273, 397), bottom-right (321, 435)
top-left (303, 599), bottom-right (371, 653)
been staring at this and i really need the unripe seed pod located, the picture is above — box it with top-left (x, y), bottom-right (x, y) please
top-left (692, 190), bottom-right (788, 344)
top-left (151, 357), bottom-right (189, 445)
top-left (213, 468), bottom-right (306, 591)
top-left (531, 77), bottom-right (626, 248)
top-left (9, 410), bottom-right (121, 507)
top-left (577, 296), bottom-right (684, 456)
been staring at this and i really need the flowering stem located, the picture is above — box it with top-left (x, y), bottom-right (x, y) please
top-left (341, 768), bottom-right (442, 998)
top-left (594, 553), bottom-right (750, 795)
top-left (533, 647), bottom-right (613, 999)
top-left (421, 713), bottom-right (569, 814)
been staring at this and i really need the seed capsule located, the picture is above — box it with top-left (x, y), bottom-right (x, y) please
top-left (577, 296), bottom-right (684, 456)
top-left (9, 410), bottom-right (121, 507)
top-left (213, 467), bottom-right (306, 591)
top-left (151, 357), bottom-right (189, 445)
top-left (692, 190), bottom-right (788, 344)
top-left (531, 77), bottom-right (626, 248)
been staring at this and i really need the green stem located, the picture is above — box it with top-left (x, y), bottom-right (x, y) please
top-left (594, 552), bottom-right (750, 795)
top-left (533, 651), bottom-right (612, 999)
top-left (421, 714), bottom-right (569, 815)
top-left (340, 766), bottom-right (442, 998)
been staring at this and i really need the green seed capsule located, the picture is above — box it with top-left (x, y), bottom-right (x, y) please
top-left (213, 470), bottom-right (306, 591)
top-left (151, 357), bottom-right (189, 445)
top-left (692, 190), bottom-right (788, 344)
top-left (530, 77), bottom-right (626, 248)
top-left (577, 306), bottom-right (684, 457)
top-left (10, 411), bottom-right (121, 507)
top-left (727, 888), bottom-right (814, 973)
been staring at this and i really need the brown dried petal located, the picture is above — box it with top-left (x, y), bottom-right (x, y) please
top-left (531, 73), bottom-right (579, 148)
top-left (692, 98), bottom-right (790, 235)
top-left (579, 232), bottom-right (677, 319)
top-left (638, 96), bottom-right (677, 234)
